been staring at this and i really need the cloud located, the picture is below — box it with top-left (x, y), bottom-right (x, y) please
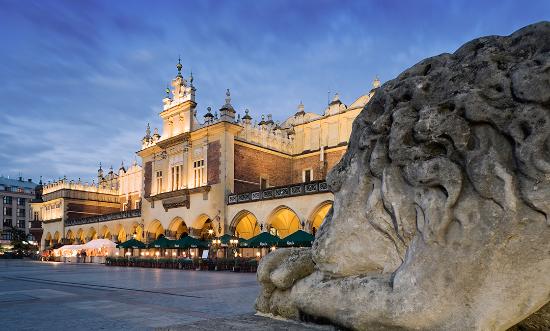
top-left (0, 0), bottom-right (548, 181)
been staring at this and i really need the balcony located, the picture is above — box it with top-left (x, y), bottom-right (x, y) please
top-left (227, 180), bottom-right (330, 205)
top-left (30, 221), bottom-right (42, 229)
top-left (64, 209), bottom-right (141, 227)
top-left (146, 186), bottom-right (211, 211)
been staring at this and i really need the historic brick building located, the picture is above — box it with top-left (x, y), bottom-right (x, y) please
top-left (33, 60), bottom-right (379, 250)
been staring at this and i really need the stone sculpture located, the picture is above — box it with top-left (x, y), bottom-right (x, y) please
top-left (256, 22), bottom-right (550, 330)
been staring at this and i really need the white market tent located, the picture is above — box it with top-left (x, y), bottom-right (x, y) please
top-left (54, 239), bottom-right (117, 257)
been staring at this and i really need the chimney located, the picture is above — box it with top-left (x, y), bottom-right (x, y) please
top-left (18, 176), bottom-right (23, 181)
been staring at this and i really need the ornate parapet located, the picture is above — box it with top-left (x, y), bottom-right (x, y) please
top-left (228, 180), bottom-right (329, 205)
top-left (64, 209), bottom-right (141, 227)
top-left (146, 186), bottom-right (211, 211)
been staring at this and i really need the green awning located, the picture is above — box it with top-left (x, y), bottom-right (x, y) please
top-left (116, 238), bottom-right (146, 249)
top-left (148, 236), bottom-right (175, 249)
top-left (219, 234), bottom-right (239, 245)
top-left (278, 230), bottom-right (315, 247)
top-left (244, 232), bottom-right (280, 248)
top-left (172, 236), bottom-right (209, 249)
top-left (238, 238), bottom-right (250, 248)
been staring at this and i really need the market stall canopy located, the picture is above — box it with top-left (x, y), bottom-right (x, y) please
top-left (82, 239), bottom-right (117, 249)
top-left (278, 230), bottom-right (315, 247)
top-left (243, 232), bottom-right (280, 248)
top-left (117, 239), bottom-right (146, 249)
top-left (148, 236), bottom-right (174, 249)
top-left (172, 236), bottom-right (208, 249)
top-left (219, 234), bottom-right (239, 245)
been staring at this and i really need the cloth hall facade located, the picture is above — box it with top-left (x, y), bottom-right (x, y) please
top-left (32, 61), bottom-right (378, 250)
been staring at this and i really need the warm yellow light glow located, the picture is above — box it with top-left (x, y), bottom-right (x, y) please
top-left (172, 252), bottom-right (176, 257)
top-left (191, 252), bottom-right (195, 257)
top-left (140, 252), bottom-right (144, 256)
top-left (115, 252), bottom-right (119, 256)
top-left (256, 252), bottom-right (261, 257)
top-left (155, 251), bottom-right (160, 257)
top-left (270, 246), bottom-right (276, 251)
top-left (235, 212), bottom-right (260, 240)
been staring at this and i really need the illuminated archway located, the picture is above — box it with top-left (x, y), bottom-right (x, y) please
top-left (130, 223), bottom-right (144, 242)
top-left (87, 227), bottom-right (97, 241)
top-left (101, 225), bottom-right (111, 240)
top-left (268, 206), bottom-right (300, 238)
top-left (146, 220), bottom-right (164, 241)
top-left (76, 228), bottom-right (85, 243)
top-left (309, 201), bottom-right (333, 235)
top-left (117, 226), bottom-right (127, 243)
top-left (231, 210), bottom-right (260, 240)
top-left (194, 214), bottom-right (214, 240)
top-left (66, 230), bottom-right (76, 244)
top-left (45, 232), bottom-right (52, 247)
top-left (168, 217), bottom-right (188, 239)
top-left (53, 231), bottom-right (61, 244)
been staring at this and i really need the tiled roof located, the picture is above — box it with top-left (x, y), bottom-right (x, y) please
top-left (0, 177), bottom-right (37, 189)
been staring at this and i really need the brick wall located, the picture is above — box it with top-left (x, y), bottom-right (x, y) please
top-left (67, 203), bottom-right (120, 220)
top-left (291, 149), bottom-right (346, 183)
top-left (234, 144), bottom-right (292, 193)
top-left (207, 140), bottom-right (221, 185)
top-left (234, 143), bottom-right (347, 193)
top-left (144, 161), bottom-right (152, 198)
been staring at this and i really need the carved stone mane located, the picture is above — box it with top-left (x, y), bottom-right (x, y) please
top-left (256, 22), bottom-right (550, 331)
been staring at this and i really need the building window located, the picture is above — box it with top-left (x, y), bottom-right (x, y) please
top-left (156, 171), bottom-right (163, 194)
top-left (122, 202), bottom-right (128, 211)
top-left (17, 219), bottom-right (25, 229)
top-left (3, 196), bottom-right (12, 204)
top-left (17, 198), bottom-right (25, 206)
top-left (260, 177), bottom-right (268, 190)
top-left (17, 187), bottom-right (24, 193)
top-left (17, 208), bottom-right (25, 217)
top-left (135, 200), bottom-right (141, 210)
top-left (193, 160), bottom-right (205, 187)
top-left (3, 218), bottom-right (11, 227)
top-left (171, 165), bottom-right (182, 190)
top-left (4, 206), bottom-right (12, 216)
top-left (33, 211), bottom-right (39, 221)
top-left (303, 169), bottom-right (313, 183)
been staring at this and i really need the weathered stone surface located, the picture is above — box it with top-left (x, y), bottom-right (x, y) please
top-left (257, 22), bottom-right (550, 331)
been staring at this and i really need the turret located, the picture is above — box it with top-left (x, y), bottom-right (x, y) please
top-left (219, 89), bottom-right (236, 121)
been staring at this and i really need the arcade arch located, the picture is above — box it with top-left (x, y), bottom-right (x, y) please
top-left (168, 217), bottom-right (189, 239)
top-left (309, 201), bottom-right (333, 235)
top-left (231, 211), bottom-right (260, 240)
top-left (268, 206), bottom-right (300, 238)
top-left (146, 220), bottom-right (164, 241)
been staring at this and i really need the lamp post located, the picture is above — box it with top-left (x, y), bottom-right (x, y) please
top-left (229, 238), bottom-right (239, 270)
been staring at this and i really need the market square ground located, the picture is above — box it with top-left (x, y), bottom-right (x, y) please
top-left (0, 260), bottom-right (335, 330)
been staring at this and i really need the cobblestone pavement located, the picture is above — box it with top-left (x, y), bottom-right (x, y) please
top-left (0, 260), bottom-right (336, 330)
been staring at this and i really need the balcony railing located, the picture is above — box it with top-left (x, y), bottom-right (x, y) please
top-left (227, 180), bottom-right (329, 205)
top-left (64, 209), bottom-right (141, 227)
top-left (29, 221), bottom-right (42, 229)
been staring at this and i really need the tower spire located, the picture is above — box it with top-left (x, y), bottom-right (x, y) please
top-left (176, 56), bottom-right (183, 78)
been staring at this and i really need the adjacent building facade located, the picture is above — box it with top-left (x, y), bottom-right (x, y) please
top-left (33, 60), bottom-right (378, 250)
top-left (0, 176), bottom-right (38, 245)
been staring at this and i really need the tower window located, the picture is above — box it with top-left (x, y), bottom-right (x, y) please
top-left (156, 171), bottom-right (163, 194)
top-left (260, 177), bottom-right (268, 190)
top-left (193, 160), bottom-right (205, 187)
top-left (171, 165), bottom-right (182, 190)
top-left (303, 169), bottom-right (312, 183)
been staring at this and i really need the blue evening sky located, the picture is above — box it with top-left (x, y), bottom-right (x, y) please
top-left (0, 0), bottom-right (548, 183)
